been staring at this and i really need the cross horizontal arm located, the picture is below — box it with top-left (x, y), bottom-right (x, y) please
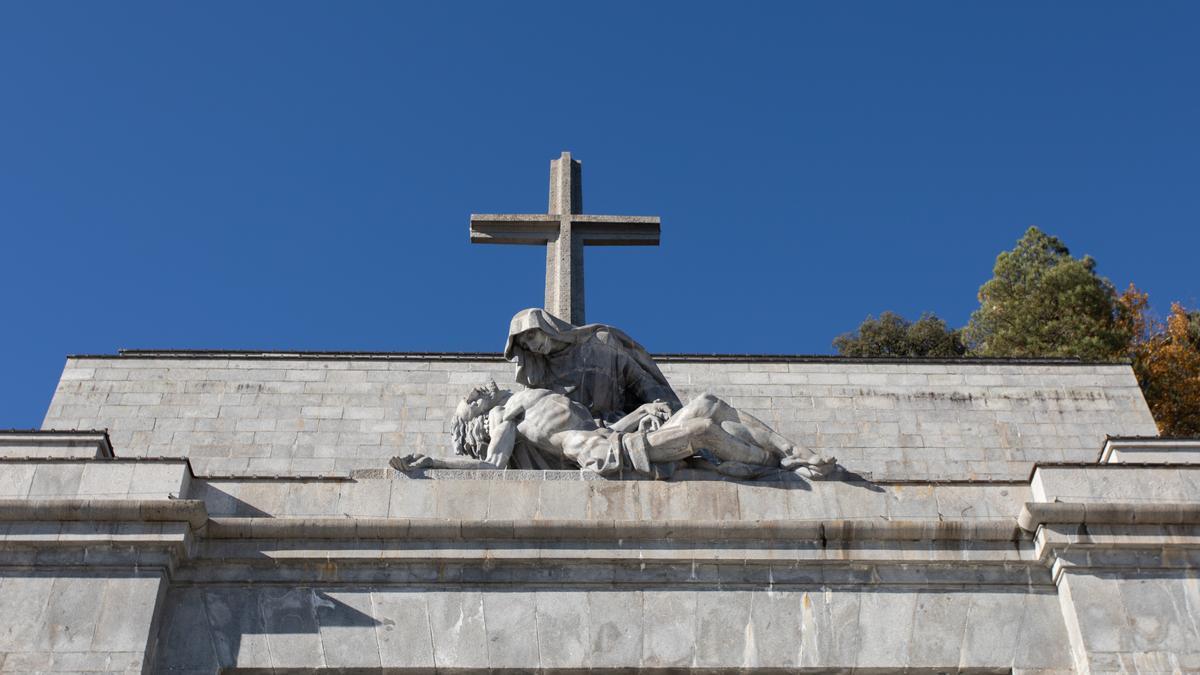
top-left (469, 214), bottom-right (560, 244)
top-left (572, 216), bottom-right (660, 246)
top-left (470, 214), bottom-right (660, 246)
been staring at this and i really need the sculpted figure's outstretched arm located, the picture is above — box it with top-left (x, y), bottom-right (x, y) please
top-left (389, 453), bottom-right (497, 471)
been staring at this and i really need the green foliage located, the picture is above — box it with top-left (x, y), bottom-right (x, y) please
top-left (964, 227), bottom-right (1130, 361)
top-left (834, 311), bottom-right (966, 358)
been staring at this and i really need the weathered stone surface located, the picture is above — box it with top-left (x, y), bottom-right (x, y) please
top-left (142, 581), bottom-right (1090, 672)
top-left (188, 473), bottom-right (1026, 522)
top-left (1033, 465), bottom-right (1200, 503)
top-left (641, 590), bottom-right (698, 668)
top-left (153, 588), bottom-right (219, 672)
top-left (587, 590), bottom-right (642, 669)
top-left (259, 587), bottom-right (323, 668)
top-left (425, 591), bottom-right (488, 669)
top-left (694, 590), bottom-right (753, 668)
top-left (34, 576), bottom-right (106, 652)
top-left (316, 590), bottom-right (381, 669)
top-left (371, 591), bottom-right (435, 669)
top-left (43, 354), bottom-right (1157, 480)
top-left (1057, 570), bottom-right (1200, 671)
top-left (201, 586), bottom-right (270, 668)
top-left (535, 591), bottom-right (590, 669)
top-left (798, 589), bottom-right (861, 667)
top-left (0, 575), bottom-right (56, 653)
top-left (90, 574), bottom-right (165, 653)
top-left (482, 591), bottom-right (539, 668)
top-left (0, 459), bottom-right (188, 501)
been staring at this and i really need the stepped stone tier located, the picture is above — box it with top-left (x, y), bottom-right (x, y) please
top-left (3, 347), bottom-right (1198, 673)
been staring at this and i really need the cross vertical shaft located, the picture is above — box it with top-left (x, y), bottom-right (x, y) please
top-left (548, 152), bottom-right (582, 215)
top-left (546, 153), bottom-right (584, 324)
top-left (469, 152), bottom-right (661, 325)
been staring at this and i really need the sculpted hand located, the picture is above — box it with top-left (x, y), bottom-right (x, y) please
top-left (389, 453), bottom-right (436, 471)
top-left (637, 400), bottom-right (672, 432)
top-left (644, 400), bottom-right (674, 419)
top-left (638, 414), bottom-right (662, 432)
top-left (781, 451), bottom-right (837, 479)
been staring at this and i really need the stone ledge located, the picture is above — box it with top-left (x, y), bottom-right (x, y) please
top-left (1029, 463), bottom-right (1200, 503)
top-left (1, 459), bottom-right (194, 500)
top-left (204, 516), bottom-right (1021, 543)
top-left (0, 498), bottom-right (208, 528)
top-left (178, 554), bottom-right (1045, 587)
top-left (0, 429), bottom-right (113, 459)
top-left (362, 467), bottom-right (1029, 485)
top-left (1018, 501), bottom-right (1200, 531)
top-left (1101, 436), bottom-right (1200, 464)
top-left (83, 348), bottom-right (1108, 365)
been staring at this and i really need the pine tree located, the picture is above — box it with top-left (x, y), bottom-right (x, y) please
top-left (965, 227), bottom-right (1129, 361)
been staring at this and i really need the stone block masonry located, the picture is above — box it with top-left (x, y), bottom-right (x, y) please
top-left (42, 352), bottom-right (1157, 481)
top-left (8, 350), bottom-right (1197, 673)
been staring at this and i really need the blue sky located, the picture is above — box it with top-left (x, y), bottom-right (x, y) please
top-left (1, 2), bottom-right (1197, 427)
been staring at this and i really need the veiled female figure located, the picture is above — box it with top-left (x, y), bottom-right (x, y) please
top-left (504, 308), bottom-right (681, 425)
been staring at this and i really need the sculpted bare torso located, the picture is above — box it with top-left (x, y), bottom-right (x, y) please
top-left (497, 388), bottom-right (601, 457)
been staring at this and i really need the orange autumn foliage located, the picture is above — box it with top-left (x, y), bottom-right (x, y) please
top-left (1119, 285), bottom-right (1200, 436)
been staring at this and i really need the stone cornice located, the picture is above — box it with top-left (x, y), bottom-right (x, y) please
top-left (67, 349), bottom-right (1112, 366)
top-left (204, 516), bottom-right (1021, 543)
top-left (0, 498), bottom-right (208, 528)
top-left (0, 429), bottom-right (114, 459)
top-left (1018, 501), bottom-right (1200, 532)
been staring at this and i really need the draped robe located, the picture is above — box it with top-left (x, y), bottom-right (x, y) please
top-left (504, 308), bottom-right (681, 424)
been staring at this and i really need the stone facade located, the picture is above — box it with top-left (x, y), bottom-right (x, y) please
top-left (43, 353), bottom-right (1155, 480)
top-left (3, 351), bottom-right (1197, 673)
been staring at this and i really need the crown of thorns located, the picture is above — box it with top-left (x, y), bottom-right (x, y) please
top-left (466, 380), bottom-right (501, 402)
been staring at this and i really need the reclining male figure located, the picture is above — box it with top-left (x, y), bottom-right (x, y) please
top-left (390, 382), bottom-right (835, 479)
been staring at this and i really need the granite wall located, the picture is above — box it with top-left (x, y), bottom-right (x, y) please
top-left (42, 353), bottom-right (1157, 481)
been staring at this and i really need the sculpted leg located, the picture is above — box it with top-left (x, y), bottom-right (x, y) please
top-left (668, 393), bottom-right (793, 457)
top-left (670, 393), bottom-right (836, 475)
top-left (693, 418), bottom-right (775, 466)
top-left (649, 415), bottom-right (774, 466)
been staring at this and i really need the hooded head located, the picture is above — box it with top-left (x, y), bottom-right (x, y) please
top-left (503, 308), bottom-right (607, 387)
top-left (503, 309), bottom-right (578, 359)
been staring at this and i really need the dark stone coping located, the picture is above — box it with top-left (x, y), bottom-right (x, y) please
top-left (0, 429), bottom-right (114, 458)
top-left (0, 428), bottom-right (109, 438)
top-left (205, 516), bottom-right (1024, 542)
top-left (61, 349), bottom-right (1123, 366)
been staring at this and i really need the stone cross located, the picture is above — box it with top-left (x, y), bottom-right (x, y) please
top-left (470, 152), bottom-right (660, 325)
